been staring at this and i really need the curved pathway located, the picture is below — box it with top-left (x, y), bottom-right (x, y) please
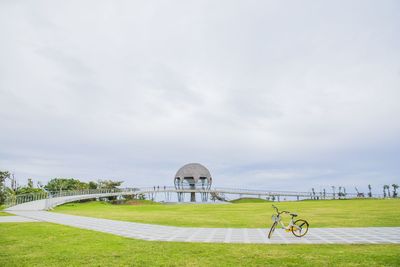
top-left (8, 211), bottom-right (400, 244)
top-left (0, 215), bottom-right (38, 223)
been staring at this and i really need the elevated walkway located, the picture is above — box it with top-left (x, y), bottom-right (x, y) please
top-left (5, 186), bottom-right (368, 211)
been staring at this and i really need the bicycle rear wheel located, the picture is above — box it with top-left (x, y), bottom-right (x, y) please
top-left (292, 219), bottom-right (309, 237)
top-left (268, 222), bottom-right (277, 239)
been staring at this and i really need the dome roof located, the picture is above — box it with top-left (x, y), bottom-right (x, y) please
top-left (175, 163), bottom-right (212, 183)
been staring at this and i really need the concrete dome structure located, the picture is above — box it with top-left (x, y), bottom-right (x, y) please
top-left (174, 163), bottom-right (212, 202)
top-left (175, 163), bottom-right (212, 184)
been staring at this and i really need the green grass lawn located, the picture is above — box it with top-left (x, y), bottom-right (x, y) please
top-left (1, 222), bottom-right (399, 267)
top-left (54, 199), bottom-right (400, 228)
top-left (0, 205), bottom-right (11, 216)
top-left (230, 197), bottom-right (270, 203)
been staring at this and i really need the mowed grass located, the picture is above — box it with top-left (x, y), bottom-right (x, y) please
top-left (230, 197), bottom-right (270, 203)
top-left (0, 205), bottom-right (11, 216)
top-left (54, 198), bottom-right (400, 228)
top-left (1, 223), bottom-right (399, 267)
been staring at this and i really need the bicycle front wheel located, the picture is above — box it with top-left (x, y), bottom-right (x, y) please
top-left (268, 222), bottom-right (277, 239)
top-left (292, 219), bottom-right (309, 237)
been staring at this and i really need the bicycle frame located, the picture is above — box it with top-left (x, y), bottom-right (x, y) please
top-left (271, 205), bottom-right (301, 231)
top-left (272, 213), bottom-right (300, 231)
top-left (269, 204), bottom-right (309, 239)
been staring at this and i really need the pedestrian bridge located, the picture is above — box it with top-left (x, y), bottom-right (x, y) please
top-left (4, 186), bottom-right (359, 211)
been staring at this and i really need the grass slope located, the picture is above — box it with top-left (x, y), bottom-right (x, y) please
top-left (54, 199), bottom-right (400, 228)
top-left (0, 205), bottom-right (11, 216)
top-left (230, 198), bottom-right (270, 203)
top-left (1, 223), bottom-right (399, 267)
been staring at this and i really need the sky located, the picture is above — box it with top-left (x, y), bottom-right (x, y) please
top-left (0, 0), bottom-right (399, 193)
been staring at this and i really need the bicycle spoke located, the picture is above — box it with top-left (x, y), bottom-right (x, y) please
top-left (291, 219), bottom-right (309, 237)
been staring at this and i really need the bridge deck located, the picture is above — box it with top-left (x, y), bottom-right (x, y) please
top-left (5, 187), bottom-right (374, 211)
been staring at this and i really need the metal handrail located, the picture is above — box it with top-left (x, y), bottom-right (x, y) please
top-left (4, 186), bottom-right (384, 208)
top-left (4, 188), bottom-right (140, 208)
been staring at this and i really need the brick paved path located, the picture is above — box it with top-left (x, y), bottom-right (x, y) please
top-left (8, 211), bottom-right (400, 244)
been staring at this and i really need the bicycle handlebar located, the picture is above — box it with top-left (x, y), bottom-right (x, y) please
top-left (272, 205), bottom-right (279, 213)
top-left (272, 205), bottom-right (290, 215)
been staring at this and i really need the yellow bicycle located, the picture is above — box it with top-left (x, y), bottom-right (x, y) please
top-left (268, 204), bottom-right (309, 239)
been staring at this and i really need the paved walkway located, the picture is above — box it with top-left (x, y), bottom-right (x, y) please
top-left (8, 211), bottom-right (400, 244)
top-left (0, 215), bottom-right (38, 223)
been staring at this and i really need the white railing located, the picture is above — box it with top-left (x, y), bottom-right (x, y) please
top-left (4, 186), bottom-right (384, 208)
top-left (4, 188), bottom-right (140, 208)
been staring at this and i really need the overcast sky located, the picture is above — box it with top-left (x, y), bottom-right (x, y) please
top-left (0, 0), bottom-right (399, 193)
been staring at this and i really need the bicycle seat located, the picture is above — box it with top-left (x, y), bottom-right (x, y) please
top-left (290, 213), bottom-right (298, 217)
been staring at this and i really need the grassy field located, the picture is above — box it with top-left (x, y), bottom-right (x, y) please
top-left (54, 199), bottom-right (400, 228)
top-left (0, 205), bottom-right (11, 216)
top-left (230, 198), bottom-right (270, 203)
top-left (1, 222), bottom-right (399, 267)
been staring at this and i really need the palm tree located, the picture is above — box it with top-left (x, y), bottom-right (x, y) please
top-left (323, 188), bottom-right (326, 200)
top-left (331, 186), bottom-right (336, 199)
top-left (387, 185), bottom-right (391, 197)
top-left (392, 184), bottom-right (399, 198)
top-left (311, 188), bottom-right (316, 200)
top-left (343, 187), bottom-right (346, 198)
top-left (383, 185), bottom-right (387, 198)
top-left (368, 184), bottom-right (372, 198)
top-left (384, 185), bottom-right (390, 198)
top-left (338, 186), bottom-right (342, 199)
top-left (355, 187), bottom-right (364, 198)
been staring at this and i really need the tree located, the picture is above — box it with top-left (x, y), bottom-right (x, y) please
top-left (383, 185), bottom-right (387, 198)
top-left (368, 184), bottom-right (372, 198)
top-left (4, 178), bottom-right (46, 196)
top-left (383, 185), bottom-right (390, 198)
top-left (392, 184), bottom-right (399, 198)
top-left (355, 187), bottom-right (364, 198)
top-left (44, 178), bottom-right (89, 192)
top-left (0, 171), bottom-right (11, 204)
top-left (311, 188), bottom-right (316, 200)
top-left (139, 194), bottom-right (145, 200)
top-left (97, 180), bottom-right (123, 189)
top-left (323, 188), bottom-right (326, 199)
top-left (88, 181), bottom-right (98, 189)
top-left (27, 178), bottom-right (34, 189)
top-left (337, 186), bottom-right (346, 199)
top-left (94, 180), bottom-right (123, 201)
top-left (331, 186), bottom-right (336, 199)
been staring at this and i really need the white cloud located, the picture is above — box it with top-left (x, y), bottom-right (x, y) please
top-left (0, 0), bottom-right (399, 191)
